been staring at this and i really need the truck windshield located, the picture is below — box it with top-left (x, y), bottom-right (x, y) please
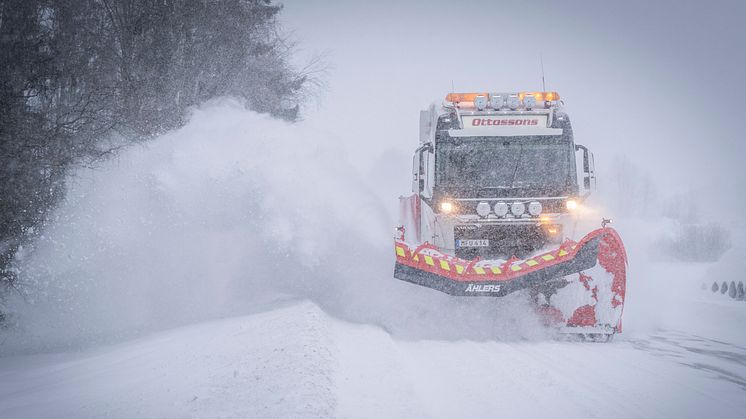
top-left (436, 137), bottom-right (574, 190)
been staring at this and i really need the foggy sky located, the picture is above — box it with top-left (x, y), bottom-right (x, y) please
top-left (283, 0), bottom-right (746, 217)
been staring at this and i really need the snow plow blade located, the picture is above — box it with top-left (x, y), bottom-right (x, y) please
top-left (394, 227), bottom-right (627, 334)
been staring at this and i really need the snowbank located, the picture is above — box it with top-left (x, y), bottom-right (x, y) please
top-left (0, 300), bottom-right (337, 418)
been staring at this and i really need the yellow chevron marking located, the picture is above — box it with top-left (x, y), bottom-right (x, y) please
top-left (424, 255), bottom-right (434, 266)
top-left (440, 260), bottom-right (450, 271)
top-left (541, 254), bottom-right (555, 261)
top-left (456, 265), bottom-right (465, 274)
top-left (558, 249), bottom-right (568, 257)
top-left (511, 265), bottom-right (522, 272)
top-left (526, 259), bottom-right (539, 267)
top-left (413, 255), bottom-right (419, 262)
top-left (491, 266), bottom-right (502, 274)
top-left (474, 266), bottom-right (486, 275)
top-left (395, 247), bottom-right (405, 257)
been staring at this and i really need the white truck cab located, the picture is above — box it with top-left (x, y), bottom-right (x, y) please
top-left (405, 92), bottom-right (595, 259)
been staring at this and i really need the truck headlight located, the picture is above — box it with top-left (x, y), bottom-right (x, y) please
top-left (566, 199), bottom-right (578, 211)
top-left (440, 201), bottom-right (454, 214)
top-left (528, 201), bottom-right (542, 216)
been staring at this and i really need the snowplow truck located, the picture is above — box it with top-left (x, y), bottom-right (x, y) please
top-left (394, 92), bottom-right (627, 340)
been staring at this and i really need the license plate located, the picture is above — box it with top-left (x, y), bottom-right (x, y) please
top-left (457, 239), bottom-right (489, 248)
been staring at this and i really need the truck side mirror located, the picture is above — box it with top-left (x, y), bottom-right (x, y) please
top-left (575, 144), bottom-right (595, 196)
top-left (418, 144), bottom-right (433, 198)
top-left (411, 150), bottom-right (420, 193)
top-left (412, 143), bottom-right (433, 195)
top-left (583, 153), bottom-right (591, 190)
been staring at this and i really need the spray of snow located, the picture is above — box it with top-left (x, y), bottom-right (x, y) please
top-left (3, 100), bottom-right (544, 353)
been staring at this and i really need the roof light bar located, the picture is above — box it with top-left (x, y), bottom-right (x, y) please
top-left (445, 91), bottom-right (561, 106)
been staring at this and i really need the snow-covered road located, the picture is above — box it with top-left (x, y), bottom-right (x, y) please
top-left (2, 298), bottom-right (745, 418)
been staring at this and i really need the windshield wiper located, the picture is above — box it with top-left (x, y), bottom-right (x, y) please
top-left (509, 143), bottom-right (524, 188)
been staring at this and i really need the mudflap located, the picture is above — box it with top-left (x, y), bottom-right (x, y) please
top-left (393, 227), bottom-right (627, 337)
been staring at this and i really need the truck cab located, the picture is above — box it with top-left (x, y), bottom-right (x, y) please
top-left (408, 92), bottom-right (595, 259)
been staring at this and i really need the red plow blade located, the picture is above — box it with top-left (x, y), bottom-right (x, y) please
top-left (394, 227), bottom-right (627, 336)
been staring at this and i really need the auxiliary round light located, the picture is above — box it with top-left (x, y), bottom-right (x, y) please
top-left (494, 202), bottom-right (509, 217)
top-left (523, 94), bottom-right (537, 110)
top-left (476, 202), bottom-right (491, 217)
top-left (511, 202), bottom-right (525, 216)
top-left (566, 199), bottom-right (578, 211)
top-left (528, 201), bottom-right (542, 216)
top-left (489, 94), bottom-right (504, 109)
top-left (474, 95), bottom-right (488, 111)
top-left (506, 94), bottom-right (520, 110)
